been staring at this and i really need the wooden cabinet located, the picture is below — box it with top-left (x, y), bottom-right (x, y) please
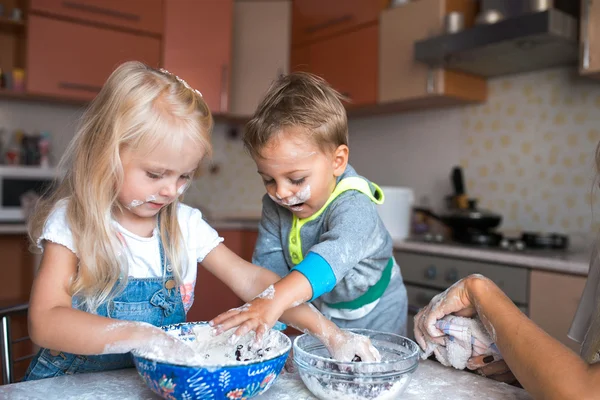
top-left (580, 0), bottom-right (600, 78)
top-left (230, 0), bottom-right (291, 116)
top-left (290, 0), bottom-right (383, 108)
top-left (291, 0), bottom-right (384, 47)
top-left (163, 0), bottom-right (233, 114)
top-left (26, 15), bottom-right (161, 100)
top-left (292, 24), bottom-right (378, 106)
top-left (187, 229), bottom-right (258, 323)
top-left (529, 270), bottom-right (586, 352)
top-left (379, 0), bottom-right (486, 107)
top-left (29, 0), bottom-right (163, 35)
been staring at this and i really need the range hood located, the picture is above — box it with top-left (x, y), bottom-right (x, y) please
top-left (414, 9), bottom-right (579, 78)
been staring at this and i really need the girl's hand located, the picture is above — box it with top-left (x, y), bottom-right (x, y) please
top-left (413, 275), bottom-right (481, 354)
top-left (209, 286), bottom-right (286, 343)
top-left (326, 330), bottom-right (382, 362)
top-left (104, 322), bottom-right (193, 362)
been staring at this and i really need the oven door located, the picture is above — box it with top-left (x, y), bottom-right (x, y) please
top-left (405, 284), bottom-right (443, 341)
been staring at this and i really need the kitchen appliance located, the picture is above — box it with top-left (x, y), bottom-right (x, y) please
top-left (399, 229), bottom-right (570, 340)
top-left (398, 249), bottom-right (531, 341)
top-left (377, 186), bottom-right (414, 241)
top-left (0, 166), bottom-right (58, 223)
top-left (414, 1), bottom-right (579, 77)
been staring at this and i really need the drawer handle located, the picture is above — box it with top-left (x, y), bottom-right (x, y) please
top-left (58, 82), bottom-right (103, 93)
top-left (305, 14), bottom-right (353, 34)
top-left (61, 1), bottom-right (140, 22)
top-left (220, 64), bottom-right (228, 112)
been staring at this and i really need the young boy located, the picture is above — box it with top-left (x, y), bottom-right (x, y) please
top-left (240, 72), bottom-right (408, 335)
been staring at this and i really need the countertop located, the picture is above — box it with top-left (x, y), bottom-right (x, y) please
top-left (0, 360), bottom-right (531, 400)
top-left (0, 224), bottom-right (28, 234)
top-left (394, 239), bottom-right (591, 276)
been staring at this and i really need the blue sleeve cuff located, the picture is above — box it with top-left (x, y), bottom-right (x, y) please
top-left (291, 252), bottom-right (336, 302)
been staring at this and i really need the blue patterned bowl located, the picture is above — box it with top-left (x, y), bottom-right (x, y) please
top-left (133, 322), bottom-right (291, 400)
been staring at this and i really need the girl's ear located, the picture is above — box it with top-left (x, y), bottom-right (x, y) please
top-left (332, 144), bottom-right (349, 177)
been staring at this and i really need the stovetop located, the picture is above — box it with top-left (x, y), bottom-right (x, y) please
top-left (411, 232), bottom-right (570, 254)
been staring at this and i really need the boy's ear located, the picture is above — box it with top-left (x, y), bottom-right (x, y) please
top-left (332, 144), bottom-right (349, 177)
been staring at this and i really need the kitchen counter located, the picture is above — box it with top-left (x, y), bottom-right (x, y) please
top-left (394, 239), bottom-right (590, 276)
top-left (0, 224), bottom-right (28, 234)
top-left (0, 360), bottom-right (531, 399)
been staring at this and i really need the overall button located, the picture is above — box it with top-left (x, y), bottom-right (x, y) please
top-left (165, 279), bottom-right (176, 290)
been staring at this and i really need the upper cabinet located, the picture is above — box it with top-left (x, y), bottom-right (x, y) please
top-left (293, 25), bottom-right (378, 106)
top-left (26, 1), bottom-right (161, 101)
top-left (379, 0), bottom-right (486, 106)
top-left (291, 0), bottom-right (383, 46)
top-left (29, 0), bottom-right (163, 35)
top-left (580, 0), bottom-right (600, 78)
top-left (230, 0), bottom-right (291, 116)
top-left (163, 0), bottom-right (233, 114)
top-left (291, 0), bottom-right (384, 108)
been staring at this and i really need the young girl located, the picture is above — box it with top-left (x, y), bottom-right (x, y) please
top-left (24, 61), bottom-right (378, 381)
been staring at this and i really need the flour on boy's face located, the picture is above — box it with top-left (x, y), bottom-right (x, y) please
top-left (254, 128), bottom-right (338, 219)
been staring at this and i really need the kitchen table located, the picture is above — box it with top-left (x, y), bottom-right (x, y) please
top-left (0, 359), bottom-right (531, 399)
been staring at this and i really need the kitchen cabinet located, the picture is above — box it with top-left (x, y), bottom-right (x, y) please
top-left (163, 0), bottom-right (233, 114)
top-left (291, 24), bottom-right (378, 107)
top-left (291, 0), bottom-right (384, 47)
top-left (0, 235), bottom-right (35, 303)
top-left (29, 0), bottom-right (163, 35)
top-left (580, 0), bottom-right (600, 78)
top-left (187, 229), bottom-right (258, 323)
top-left (26, 15), bottom-right (161, 100)
top-left (290, 0), bottom-right (383, 108)
top-left (529, 270), bottom-right (586, 352)
top-left (230, 0), bottom-right (291, 116)
top-left (379, 0), bottom-right (486, 107)
top-left (297, 24), bottom-right (378, 106)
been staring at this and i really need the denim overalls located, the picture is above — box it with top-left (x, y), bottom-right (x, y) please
top-left (24, 237), bottom-right (186, 381)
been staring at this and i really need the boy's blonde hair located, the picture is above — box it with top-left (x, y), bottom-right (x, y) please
top-left (244, 72), bottom-right (348, 157)
top-left (29, 61), bottom-right (213, 311)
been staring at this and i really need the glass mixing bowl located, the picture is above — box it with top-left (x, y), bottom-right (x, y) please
top-left (293, 329), bottom-right (419, 400)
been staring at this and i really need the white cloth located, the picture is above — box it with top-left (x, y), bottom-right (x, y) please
top-left (422, 315), bottom-right (501, 370)
top-left (37, 200), bottom-right (223, 312)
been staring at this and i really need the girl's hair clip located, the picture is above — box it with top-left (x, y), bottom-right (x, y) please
top-left (159, 68), bottom-right (203, 97)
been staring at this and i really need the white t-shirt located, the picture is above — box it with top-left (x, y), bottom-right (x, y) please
top-left (38, 200), bottom-right (223, 313)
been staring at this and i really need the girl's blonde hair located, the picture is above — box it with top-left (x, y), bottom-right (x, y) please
top-left (29, 61), bottom-right (213, 311)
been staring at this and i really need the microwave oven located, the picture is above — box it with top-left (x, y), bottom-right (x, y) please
top-left (0, 166), bottom-right (59, 223)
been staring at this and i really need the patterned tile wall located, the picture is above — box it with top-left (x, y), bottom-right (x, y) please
top-left (461, 68), bottom-right (600, 234)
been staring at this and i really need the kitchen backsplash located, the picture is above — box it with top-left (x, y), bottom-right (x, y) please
top-left (460, 68), bottom-right (600, 235)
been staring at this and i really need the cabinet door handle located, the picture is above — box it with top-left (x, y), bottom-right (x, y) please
top-left (220, 64), bottom-right (228, 113)
top-left (305, 14), bottom-right (353, 34)
top-left (61, 1), bottom-right (140, 22)
top-left (58, 82), bottom-right (102, 93)
top-left (582, 0), bottom-right (592, 70)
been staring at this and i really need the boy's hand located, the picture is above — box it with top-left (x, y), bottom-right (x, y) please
top-left (210, 286), bottom-right (287, 343)
top-left (325, 330), bottom-right (382, 362)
